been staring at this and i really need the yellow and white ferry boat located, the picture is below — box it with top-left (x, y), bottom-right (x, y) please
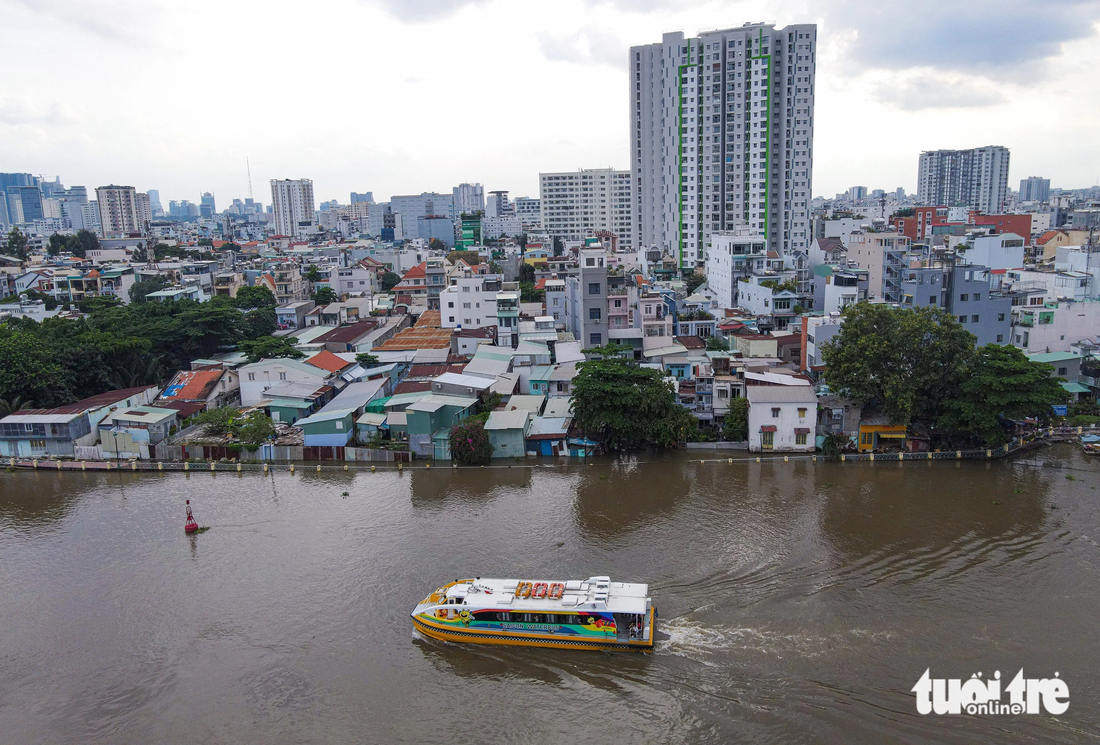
top-left (411, 575), bottom-right (655, 651)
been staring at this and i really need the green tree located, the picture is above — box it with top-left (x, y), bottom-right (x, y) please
top-left (552, 236), bottom-right (564, 257)
top-left (198, 237), bottom-right (213, 247)
top-left (571, 345), bottom-right (698, 450)
top-left (519, 263), bottom-right (536, 285)
top-left (129, 277), bottom-right (168, 303)
top-left (236, 411), bottom-right (276, 449)
top-left (239, 335), bottom-right (304, 363)
top-left (69, 229), bottom-right (99, 259)
top-left (519, 283), bottom-right (544, 303)
top-left (721, 397), bottom-right (748, 441)
top-left (517, 233), bottom-right (527, 251)
top-left (705, 335), bottom-right (729, 351)
top-left (0, 395), bottom-right (33, 417)
top-left (303, 264), bottom-right (322, 292)
top-left (312, 286), bottom-right (339, 306)
top-left (131, 243), bottom-right (148, 263)
top-left (355, 352), bottom-right (380, 367)
top-left (429, 237), bottom-right (446, 252)
top-left (685, 272), bottom-right (706, 295)
top-left (821, 303), bottom-right (976, 423)
top-left (450, 418), bottom-right (494, 465)
top-left (6, 227), bottom-right (29, 261)
top-left (480, 390), bottom-right (504, 413)
top-left (234, 285), bottom-right (276, 309)
top-left (938, 344), bottom-right (1069, 444)
top-left (0, 330), bottom-right (70, 406)
top-left (194, 407), bottom-right (238, 435)
top-left (47, 233), bottom-right (69, 257)
top-left (379, 271), bottom-right (401, 292)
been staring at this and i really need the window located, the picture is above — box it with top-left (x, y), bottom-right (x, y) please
top-left (771, 407), bottom-right (780, 418)
top-left (589, 307), bottom-right (601, 320)
top-left (929, 296), bottom-right (937, 305)
top-left (335, 421), bottom-right (343, 430)
top-left (279, 372), bottom-right (287, 380)
top-left (958, 316), bottom-right (966, 323)
top-left (971, 315), bottom-right (979, 323)
top-left (1058, 367), bottom-right (1068, 376)
top-left (973, 293), bottom-right (981, 301)
top-left (448, 316), bottom-right (454, 323)
top-left (247, 372), bottom-right (255, 381)
top-left (588, 283), bottom-right (601, 295)
top-left (996, 335), bottom-right (1004, 343)
top-left (960, 294), bottom-right (968, 302)
top-left (463, 302), bottom-right (471, 309)
top-left (589, 333), bottom-right (602, 345)
top-left (795, 432), bottom-right (808, 446)
top-left (797, 408), bottom-right (807, 417)
top-left (761, 431), bottom-right (774, 448)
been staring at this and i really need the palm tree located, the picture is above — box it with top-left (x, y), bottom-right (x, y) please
top-left (0, 396), bottom-right (33, 416)
top-left (821, 432), bottom-right (850, 460)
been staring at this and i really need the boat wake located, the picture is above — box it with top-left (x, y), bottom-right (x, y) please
top-left (657, 617), bottom-right (893, 663)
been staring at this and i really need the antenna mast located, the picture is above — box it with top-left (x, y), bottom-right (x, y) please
top-left (247, 157), bottom-right (254, 201)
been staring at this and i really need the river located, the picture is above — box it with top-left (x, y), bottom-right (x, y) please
top-left (1, 447), bottom-right (1098, 743)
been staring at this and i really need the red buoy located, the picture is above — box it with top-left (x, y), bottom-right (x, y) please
top-left (185, 499), bottom-right (199, 534)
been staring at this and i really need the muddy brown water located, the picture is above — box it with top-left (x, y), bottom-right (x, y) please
top-left (1, 447), bottom-right (1098, 743)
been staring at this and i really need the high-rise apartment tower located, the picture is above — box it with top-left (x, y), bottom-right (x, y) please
top-left (270, 179), bottom-right (315, 238)
top-left (917, 146), bottom-right (1010, 214)
top-left (631, 23), bottom-right (817, 269)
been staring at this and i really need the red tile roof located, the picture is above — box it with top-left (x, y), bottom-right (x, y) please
top-left (402, 262), bottom-right (426, 280)
top-left (159, 369), bottom-right (225, 401)
top-left (306, 350), bottom-right (353, 373)
top-left (1036, 230), bottom-right (1062, 245)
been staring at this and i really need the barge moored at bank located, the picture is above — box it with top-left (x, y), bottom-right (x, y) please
top-left (411, 576), bottom-right (655, 651)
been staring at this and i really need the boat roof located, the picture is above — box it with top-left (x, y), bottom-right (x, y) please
top-left (438, 576), bottom-right (649, 614)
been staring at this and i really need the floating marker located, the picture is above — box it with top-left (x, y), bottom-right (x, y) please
top-left (185, 500), bottom-right (199, 534)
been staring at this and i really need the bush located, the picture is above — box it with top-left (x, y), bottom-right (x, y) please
top-left (450, 419), bottom-right (493, 466)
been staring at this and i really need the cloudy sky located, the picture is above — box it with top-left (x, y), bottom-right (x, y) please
top-left (2, 0), bottom-right (1099, 207)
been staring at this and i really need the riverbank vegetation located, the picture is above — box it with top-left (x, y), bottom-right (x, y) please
top-left (822, 303), bottom-right (1067, 445)
top-left (0, 287), bottom-right (280, 408)
top-left (571, 344), bottom-right (697, 451)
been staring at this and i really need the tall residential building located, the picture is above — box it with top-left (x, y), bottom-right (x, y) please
top-left (95, 185), bottom-right (142, 237)
top-left (136, 192), bottom-right (153, 228)
top-left (540, 168), bottom-right (634, 247)
top-left (350, 192), bottom-right (374, 204)
top-left (917, 146), bottom-right (1010, 214)
top-left (1019, 176), bottom-right (1050, 203)
top-left (513, 196), bottom-right (541, 230)
top-left (452, 183), bottom-right (485, 215)
top-left (631, 23), bottom-right (817, 269)
top-left (565, 247), bottom-right (610, 347)
top-left (270, 179), bottom-right (315, 238)
top-left (391, 192), bottom-right (455, 222)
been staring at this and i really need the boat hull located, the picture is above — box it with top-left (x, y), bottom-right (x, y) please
top-left (411, 612), bottom-right (655, 652)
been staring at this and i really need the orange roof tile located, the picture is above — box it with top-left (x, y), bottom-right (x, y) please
top-left (306, 350), bottom-right (352, 373)
top-left (414, 310), bottom-right (442, 327)
top-left (159, 369), bottom-right (225, 401)
top-left (374, 327), bottom-right (454, 351)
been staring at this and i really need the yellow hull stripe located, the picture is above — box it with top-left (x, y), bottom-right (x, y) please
top-left (412, 617), bottom-right (654, 651)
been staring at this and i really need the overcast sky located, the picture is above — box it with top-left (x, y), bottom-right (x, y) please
top-left (2, 0), bottom-right (1098, 207)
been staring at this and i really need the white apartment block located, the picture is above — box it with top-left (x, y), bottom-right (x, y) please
top-left (631, 23), bottom-right (816, 270)
top-left (705, 229), bottom-right (768, 309)
top-left (513, 197), bottom-right (542, 230)
top-left (440, 274), bottom-right (502, 330)
top-left (453, 183), bottom-right (485, 215)
top-left (917, 146), bottom-right (1010, 215)
top-left (95, 185), bottom-right (142, 237)
top-left (539, 169), bottom-right (634, 248)
top-left (270, 179), bottom-right (316, 238)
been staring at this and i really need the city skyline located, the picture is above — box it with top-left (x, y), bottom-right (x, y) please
top-left (2, 0), bottom-right (1099, 205)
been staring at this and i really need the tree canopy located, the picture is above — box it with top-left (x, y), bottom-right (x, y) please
top-left (234, 285), bottom-right (276, 310)
top-left (938, 344), bottom-right (1068, 444)
top-left (312, 287), bottom-right (339, 306)
top-left (379, 272), bottom-right (401, 292)
top-left (571, 344), bottom-right (697, 450)
top-left (240, 335), bottom-right (304, 363)
top-left (6, 228), bottom-right (29, 261)
top-left (820, 303), bottom-right (975, 423)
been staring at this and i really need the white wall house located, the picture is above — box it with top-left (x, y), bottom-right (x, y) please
top-left (959, 233), bottom-right (1026, 271)
top-left (238, 358), bottom-right (335, 406)
top-left (746, 384), bottom-right (818, 453)
top-left (705, 230), bottom-right (767, 309)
